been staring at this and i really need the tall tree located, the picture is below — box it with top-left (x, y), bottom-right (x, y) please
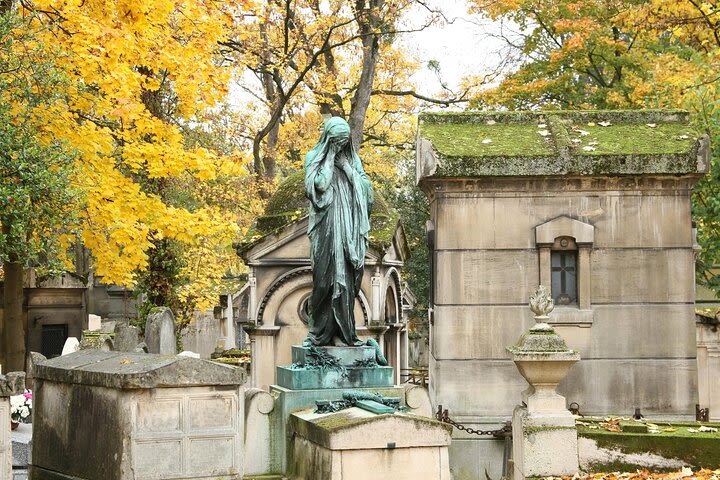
top-left (467, 0), bottom-right (720, 294)
top-left (0, 10), bottom-right (79, 370)
top-left (15, 0), bottom-right (253, 322)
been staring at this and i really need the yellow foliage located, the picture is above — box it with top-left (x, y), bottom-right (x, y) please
top-left (17, 0), bottom-right (254, 310)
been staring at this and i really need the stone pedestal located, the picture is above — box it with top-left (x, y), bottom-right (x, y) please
top-left (508, 287), bottom-right (580, 479)
top-left (276, 345), bottom-right (393, 390)
top-left (0, 373), bottom-right (25, 480)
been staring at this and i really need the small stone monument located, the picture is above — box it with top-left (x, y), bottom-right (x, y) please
top-left (0, 371), bottom-right (25, 480)
top-left (145, 307), bottom-right (177, 355)
top-left (508, 285), bottom-right (580, 479)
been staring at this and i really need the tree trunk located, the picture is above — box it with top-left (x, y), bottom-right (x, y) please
top-left (348, 0), bottom-right (384, 149)
top-left (1, 219), bottom-right (25, 372)
top-left (0, 0), bottom-right (13, 14)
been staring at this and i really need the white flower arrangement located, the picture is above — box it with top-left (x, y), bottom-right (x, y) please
top-left (10, 389), bottom-right (32, 423)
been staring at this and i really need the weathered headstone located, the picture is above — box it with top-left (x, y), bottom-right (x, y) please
top-left (145, 307), bottom-right (177, 355)
top-left (87, 314), bottom-right (102, 332)
top-left (61, 337), bottom-right (80, 356)
top-left (112, 324), bottom-right (140, 353)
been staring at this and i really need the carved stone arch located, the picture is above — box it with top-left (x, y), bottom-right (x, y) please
top-left (256, 267), bottom-right (312, 325)
top-left (257, 266), bottom-right (370, 326)
top-left (382, 267), bottom-right (402, 324)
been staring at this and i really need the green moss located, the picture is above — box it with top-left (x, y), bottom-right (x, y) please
top-left (524, 425), bottom-right (576, 435)
top-left (418, 109), bottom-right (704, 178)
top-left (577, 422), bottom-right (720, 469)
top-left (569, 123), bottom-right (697, 156)
top-left (420, 123), bottom-right (554, 158)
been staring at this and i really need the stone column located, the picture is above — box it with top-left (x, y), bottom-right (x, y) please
top-left (0, 372), bottom-right (25, 480)
top-left (508, 286), bottom-right (580, 479)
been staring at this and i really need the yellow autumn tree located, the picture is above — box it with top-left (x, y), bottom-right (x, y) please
top-left (14, 0), bottom-right (256, 315)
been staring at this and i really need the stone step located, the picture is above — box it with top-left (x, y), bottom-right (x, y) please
top-left (277, 364), bottom-right (394, 390)
top-left (291, 345), bottom-right (376, 367)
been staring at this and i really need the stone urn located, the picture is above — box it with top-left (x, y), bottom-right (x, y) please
top-left (507, 286), bottom-right (580, 413)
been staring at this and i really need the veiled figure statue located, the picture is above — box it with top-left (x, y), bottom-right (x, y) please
top-left (303, 117), bottom-right (374, 347)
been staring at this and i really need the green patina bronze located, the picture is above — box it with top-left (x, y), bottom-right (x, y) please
top-left (303, 117), bottom-right (373, 347)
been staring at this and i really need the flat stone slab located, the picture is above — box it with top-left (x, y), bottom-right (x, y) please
top-left (290, 407), bottom-right (452, 450)
top-left (277, 365), bottom-right (393, 390)
top-left (291, 345), bottom-right (376, 367)
top-left (356, 399), bottom-right (395, 414)
top-left (33, 350), bottom-right (246, 389)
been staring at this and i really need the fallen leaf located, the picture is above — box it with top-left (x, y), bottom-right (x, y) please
top-left (578, 129), bottom-right (590, 136)
top-left (120, 359), bottom-right (132, 364)
top-left (538, 123), bottom-right (547, 128)
top-left (583, 146), bottom-right (597, 151)
top-left (679, 134), bottom-right (690, 139)
top-left (698, 425), bottom-right (718, 432)
top-left (538, 130), bottom-right (550, 136)
top-left (571, 139), bottom-right (582, 143)
top-left (482, 139), bottom-right (492, 144)
top-left (486, 120), bottom-right (496, 125)
top-left (587, 122), bottom-right (596, 126)
top-left (663, 428), bottom-right (677, 432)
top-left (598, 121), bottom-right (612, 127)
top-left (646, 123), bottom-right (657, 128)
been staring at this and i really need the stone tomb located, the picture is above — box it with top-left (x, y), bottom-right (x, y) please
top-left (290, 407), bottom-right (452, 480)
top-left (30, 351), bottom-right (246, 480)
top-left (416, 109), bottom-right (710, 478)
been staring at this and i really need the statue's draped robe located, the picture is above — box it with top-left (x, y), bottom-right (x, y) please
top-left (304, 118), bottom-right (374, 346)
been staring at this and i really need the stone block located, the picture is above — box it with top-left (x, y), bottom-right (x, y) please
top-left (276, 365), bottom-right (394, 390)
top-left (87, 314), bottom-right (101, 332)
top-left (145, 307), bottom-right (177, 355)
top-left (558, 358), bottom-right (697, 416)
top-left (291, 345), bottom-right (376, 367)
top-left (112, 324), bottom-right (139, 352)
top-left (290, 407), bottom-right (451, 480)
top-left (268, 384), bottom-right (413, 475)
top-left (512, 405), bottom-right (579, 479)
top-left (33, 350), bottom-right (245, 389)
top-left (590, 248), bottom-right (695, 303)
top-left (31, 375), bottom-right (245, 480)
top-left (435, 250), bottom-right (539, 305)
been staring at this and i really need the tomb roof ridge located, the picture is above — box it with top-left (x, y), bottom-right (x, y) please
top-left (417, 109), bottom-right (709, 178)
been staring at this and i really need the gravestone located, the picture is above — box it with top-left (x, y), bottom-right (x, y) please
top-left (145, 307), bottom-right (177, 355)
top-left (60, 337), bottom-right (79, 356)
top-left (113, 323), bottom-right (140, 353)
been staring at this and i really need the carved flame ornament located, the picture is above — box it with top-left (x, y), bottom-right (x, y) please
top-left (529, 285), bottom-right (554, 327)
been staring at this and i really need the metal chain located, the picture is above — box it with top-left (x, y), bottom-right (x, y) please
top-left (435, 405), bottom-right (512, 438)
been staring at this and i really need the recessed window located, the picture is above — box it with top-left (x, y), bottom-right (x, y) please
top-left (551, 251), bottom-right (577, 305)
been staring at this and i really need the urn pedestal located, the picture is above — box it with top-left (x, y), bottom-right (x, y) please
top-left (507, 287), bottom-right (581, 480)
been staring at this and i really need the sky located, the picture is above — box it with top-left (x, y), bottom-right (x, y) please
top-left (400, 0), bottom-right (513, 96)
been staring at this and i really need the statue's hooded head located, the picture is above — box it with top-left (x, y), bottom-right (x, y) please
top-left (321, 117), bottom-right (351, 148)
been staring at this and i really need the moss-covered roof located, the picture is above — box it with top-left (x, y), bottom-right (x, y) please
top-left (418, 109), bottom-right (710, 178)
top-left (236, 171), bottom-right (399, 256)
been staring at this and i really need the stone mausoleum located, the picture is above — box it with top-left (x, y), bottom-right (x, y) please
top-left (236, 172), bottom-right (412, 391)
top-left (416, 110), bottom-right (710, 479)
